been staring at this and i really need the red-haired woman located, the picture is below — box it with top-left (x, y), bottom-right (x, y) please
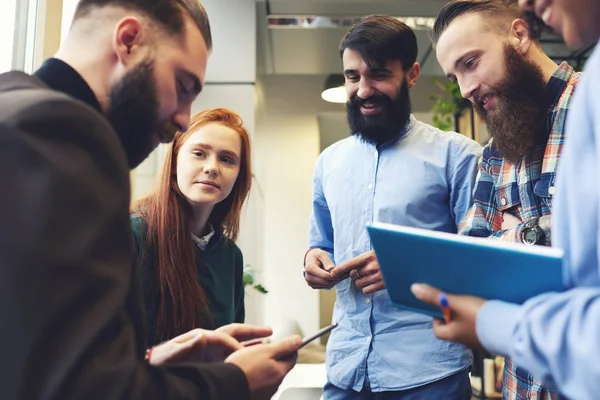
top-left (131, 108), bottom-right (252, 346)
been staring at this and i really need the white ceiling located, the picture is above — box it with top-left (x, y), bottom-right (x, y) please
top-left (264, 0), bottom-right (447, 17)
top-left (256, 0), bottom-right (575, 77)
top-left (266, 27), bottom-right (442, 75)
top-left (256, 0), bottom-right (446, 76)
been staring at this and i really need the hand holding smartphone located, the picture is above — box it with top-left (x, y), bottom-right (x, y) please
top-left (275, 323), bottom-right (338, 361)
top-left (241, 323), bottom-right (338, 361)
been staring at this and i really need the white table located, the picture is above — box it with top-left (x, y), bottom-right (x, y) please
top-left (272, 363), bottom-right (327, 400)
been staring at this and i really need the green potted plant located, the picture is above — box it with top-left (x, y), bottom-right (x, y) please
top-left (430, 78), bottom-right (471, 131)
top-left (243, 264), bottom-right (268, 294)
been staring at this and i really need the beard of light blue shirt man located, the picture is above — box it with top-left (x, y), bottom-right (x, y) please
top-left (304, 14), bottom-right (483, 400)
top-left (412, 1), bottom-right (600, 400)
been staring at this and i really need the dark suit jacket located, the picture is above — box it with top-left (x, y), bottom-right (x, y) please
top-left (0, 71), bottom-right (250, 399)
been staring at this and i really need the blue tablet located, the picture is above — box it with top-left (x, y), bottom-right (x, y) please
top-left (367, 222), bottom-right (566, 319)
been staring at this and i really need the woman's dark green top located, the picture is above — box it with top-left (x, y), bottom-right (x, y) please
top-left (131, 214), bottom-right (245, 347)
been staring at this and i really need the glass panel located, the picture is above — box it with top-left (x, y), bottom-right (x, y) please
top-left (0, 0), bottom-right (18, 73)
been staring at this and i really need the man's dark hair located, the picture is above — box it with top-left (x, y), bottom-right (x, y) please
top-left (74, 0), bottom-right (212, 51)
top-left (339, 14), bottom-right (418, 71)
top-left (431, 0), bottom-right (526, 47)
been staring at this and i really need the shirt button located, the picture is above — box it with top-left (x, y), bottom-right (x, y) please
top-left (365, 298), bottom-right (371, 304)
top-left (549, 186), bottom-right (556, 195)
top-left (365, 221), bottom-right (370, 226)
top-left (368, 183), bottom-right (374, 190)
top-left (366, 337), bottom-right (371, 344)
top-left (501, 197), bottom-right (507, 206)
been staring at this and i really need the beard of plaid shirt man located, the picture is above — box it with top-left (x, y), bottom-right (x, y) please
top-left (431, 1), bottom-right (581, 400)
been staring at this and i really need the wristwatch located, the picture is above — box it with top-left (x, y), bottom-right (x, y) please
top-left (521, 217), bottom-right (546, 246)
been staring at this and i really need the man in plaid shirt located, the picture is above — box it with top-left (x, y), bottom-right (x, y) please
top-left (431, 1), bottom-right (581, 399)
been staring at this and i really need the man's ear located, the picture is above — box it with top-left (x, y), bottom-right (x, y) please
top-left (509, 18), bottom-right (533, 54)
top-left (406, 62), bottom-right (420, 88)
top-left (112, 17), bottom-right (146, 66)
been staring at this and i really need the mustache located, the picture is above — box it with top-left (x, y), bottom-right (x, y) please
top-left (349, 94), bottom-right (392, 107)
top-left (473, 88), bottom-right (500, 107)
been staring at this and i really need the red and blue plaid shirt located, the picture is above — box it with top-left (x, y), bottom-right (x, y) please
top-left (459, 62), bottom-right (581, 400)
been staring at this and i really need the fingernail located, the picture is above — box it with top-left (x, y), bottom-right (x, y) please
top-left (411, 284), bottom-right (425, 297)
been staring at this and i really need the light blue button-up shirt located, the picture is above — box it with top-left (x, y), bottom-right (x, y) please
top-left (309, 115), bottom-right (482, 391)
top-left (476, 43), bottom-right (600, 400)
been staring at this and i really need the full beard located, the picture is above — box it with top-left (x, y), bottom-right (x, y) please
top-left (107, 59), bottom-right (177, 169)
top-left (473, 45), bottom-right (552, 163)
top-left (347, 79), bottom-right (411, 147)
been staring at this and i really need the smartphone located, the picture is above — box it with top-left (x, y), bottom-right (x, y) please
top-left (298, 323), bottom-right (338, 349)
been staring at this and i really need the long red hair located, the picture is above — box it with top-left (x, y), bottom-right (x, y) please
top-left (134, 108), bottom-right (252, 341)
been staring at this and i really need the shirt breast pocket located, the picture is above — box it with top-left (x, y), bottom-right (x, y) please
top-left (495, 181), bottom-right (521, 212)
top-left (533, 172), bottom-right (556, 208)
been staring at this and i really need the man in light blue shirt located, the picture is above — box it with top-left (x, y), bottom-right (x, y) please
top-left (303, 15), bottom-right (482, 399)
top-left (412, 1), bottom-right (600, 399)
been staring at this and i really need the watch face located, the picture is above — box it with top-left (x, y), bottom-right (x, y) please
top-left (523, 229), bottom-right (537, 245)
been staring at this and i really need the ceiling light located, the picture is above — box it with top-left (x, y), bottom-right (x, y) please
top-left (321, 74), bottom-right (346, 103)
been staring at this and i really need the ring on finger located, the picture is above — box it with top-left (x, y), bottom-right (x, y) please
top-left (355, 269), bottom-right (362, 280)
